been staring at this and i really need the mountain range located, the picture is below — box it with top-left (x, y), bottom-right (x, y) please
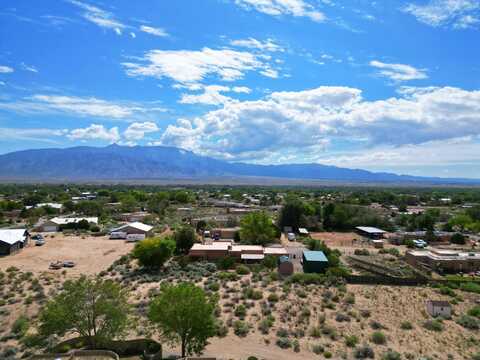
top-left (0, 144), bottom-right (477, 185)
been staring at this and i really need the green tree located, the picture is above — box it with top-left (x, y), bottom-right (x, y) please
top-left (132, 237), bottom-right (175, 268)
top-left (149, 283), bottom-right (216, 358)
top-left (450, 232), bottom-right (466, 245)
top-left (174, 225), bottom-right (196, 254)
top-left (278, 198), bottom-right (305, 231)
top-left (239, 211), bottom-right (277, 246)
top-left (38, 276), bottom-right (130, 348)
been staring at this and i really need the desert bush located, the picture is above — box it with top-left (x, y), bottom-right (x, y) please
top-left (354, 249), bottom-right (370, 256)
top-left (236, 265), bottom-right (250, 275)
top-left (324, 352), bottom-right (333, 358)
top-left (400, 321), bottom-right (413, 330)
top-left (11, 315), bottom-right (29, 338)
top-left (216, 321), bottom-right (228, 337)
top-left (360, 309), bottom-right (371, 318)
top-left (234, 304), bottom-right (247, 319)
top-left (345, 335), bottom-right (359, 347)
top-left (354, 345), bottom-right (375, 359)
top-left (312, 344), bottom-right (324, 354)
top-left (456, 315), bottom-right (479, 330)
top-left (467, 306), bottom-right (480, 318)
top-left (292, 339), bottom-right (300, 352)
top-left (276, 337), bottom-right (291, 349)
top-left (382, 350), bottom-right (401, 360)
top-left (244, 287), bottom-right (263, 300)
top-left (268, 293), bottom-right (279, 302)
top-left (276, 328), bottom-right (289, 337)
top-left (336, 312), bottom-right (351, 322)
top-left (233, 320), bottom-right (249, 337)
top-left (369, 320), bottom-right (384, 330)
top-left (371, 331), bottom-right (386, 345)
top-left (310, 326), bottom-right (321, 338)
top-left (423, 319), bottom-right (443, 332)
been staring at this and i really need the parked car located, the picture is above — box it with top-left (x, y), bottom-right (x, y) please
top-left (413, 239), bottom-right (427, 248)
top-left (287, 232), bottom-right (296, 241)
top-left (35, 238), bottom-right (46, 246)
top-left (32, 234), bottom-right (43, 241)
top-left (62, 261), bottom-right (76, 268)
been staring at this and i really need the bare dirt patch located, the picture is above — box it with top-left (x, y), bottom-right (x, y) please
top-left (0, 233), bottom-right (134, 276)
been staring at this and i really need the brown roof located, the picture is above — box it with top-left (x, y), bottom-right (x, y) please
top-left (427, 300), bottom-right (450, 307)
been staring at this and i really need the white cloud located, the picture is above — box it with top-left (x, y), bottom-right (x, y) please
top-left (234, 0), bottom-right (326, 22)
top-left (69, 0), bottom-right (125, 34)
top-left (178, 85), bottom-right (252, 106)
top-left (0, 127), bottom-right (67, 143)
top-left (260, 68), bottom-right (279, 78)
top-left (21, 63), bottom-right (38, 73)
top-left (140, 25), bottom-right (169, 37)
top-left (0, 66), bottom-right (14, 73)
top-left (68, 124), bottom-right (120, 143)
top-left (370, 60), bottom-right (428, 82)
top-left (403, 0), bottom-right (479, 29)
top-left (230, 38), bottom-right (284, 52)
top-left (123, 47), bottom-right (276, 84)
top-left (159, 86), bottom-right (480, 163)
top-left (232, 86), bottom-right (251, 94)
top-left (123, 121), bottom-right (159, 140)
top-left (0, 94), bottom-right (166, 120)
top-left (130, 32), bottom-right (136, 38)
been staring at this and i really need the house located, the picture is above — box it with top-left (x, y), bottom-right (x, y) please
top-left (189, 243), bottom-right (287, 261)
top-left (406, 249), bottom-right (480, 273)
top-left (278, 255), bottom-right (294, 276)
top-left (38, 217), bottom-right (98, 232)
top-left (25, 203), bottom-right (63, 211)
top-left (110, 222), bottom-right (153, 237)
top-left (115, 212), bottom-right (150, 222)
top-left (426, 300), bottom-right (451, 318)
top-left (0, 229), bottom-right (28, 256)
top-left (302, 250), bottom-right (329, 273)
top-left (356, 226), bottom-right (386, 239)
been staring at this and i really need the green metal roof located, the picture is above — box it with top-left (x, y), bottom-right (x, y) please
top-left (303, 250), bottom-right (328, 262)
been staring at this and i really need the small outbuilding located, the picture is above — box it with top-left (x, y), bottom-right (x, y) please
top-left (0, 229), bottom-right (28, 256)
top-left (356, 226), bottom-right (386, 239)
top-left (302, 250), bottom-right (329, 273)
top-left (426, 300), bottom-right (451, 318)
top-left (278, 255), bottom-right (294, 276)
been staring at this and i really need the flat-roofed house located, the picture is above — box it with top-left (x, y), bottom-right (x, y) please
top-left (0, 229), bottom-right (28, 255)
top-left (406, 248), bottom-right (480, 273)
top-left (302, 250), bottom-right (329, 273)
top-left (189, 243), bottom-right (287, 262)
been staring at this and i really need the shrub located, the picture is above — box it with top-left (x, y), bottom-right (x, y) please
top-left (400, 321), bottom-right (413, 330)
top-left (233, 320), bottom-right (249, 337)
top-left (354, 345), bottom-right (375, 359)
top-left (312, 344), bottom-right (324, 354)
top-left (336, 312), bottom-right (351, 322)
top-left (268, 293), bottom-right (279, 303)
top-left (276, 337), bottom-right (292, 349)
top-left (345, 335), bottom-right (359, 347)
top-left (11, 315), bottom-right (29, 338)
top-left (382, 350), bottom-right (401, 360)
top-left (456, 315), bottom-right (479, 330)
top-left (287, 273), bottom-right (325, 285)
top-left (216, 321), bottom-right (228, 337)
top-left (468, 306), bottom-right (480, 318)
top-left (471, 353), bottom-right (480, 360)
top-left (276, 328), bottom-right (289, 337)
top-left (218, 256), bottom-right (236, 270)
top-left (310, 326), bottom-right (321, 338)
top-left (371, 331), bottom-right (386, 345)
top-left (207, 282), bottom-right (220, 292)
top-left (244, 287), bottom-right (263, 300)
top-left (293, 339), bottom-right (300, 352)
top-left (236, 265), bottom-right (250, 275)
top-left (354, 249), bottom-right (370, 256)
top-left (234, 304), bottom-right (247, 318)
top-left (258, 317), bottom-right (274, 334)
top-left (423, 319), bottom-right (443, 332)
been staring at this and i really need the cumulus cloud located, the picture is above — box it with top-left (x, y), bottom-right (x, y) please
top-left (0, 66), bottom-right (14, 73)
top-left (123, 47), bottom-right (277, 84)
top-left (234, 0), bottom-right (325, 22)
top-left (69, 0), bottom-right (126, 34)
top-left (178, 85), bottom-right (252, 106)
top-left (230, 38), bottom-right (284, 52)
top-left (403, 0), bottom-right (479, 29)
top-left (370, 60), bottom-right (428, 82)
top-left (123, 121), bottom-right (159, 140)
top-left (140, 25), bottom-right (169, 37)
top-left (159, 86), bottom-right (480, 163)
top-left (68, 124), bottom-right (120, 143)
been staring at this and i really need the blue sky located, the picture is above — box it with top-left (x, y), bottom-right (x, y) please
top-left (1, 0), bottom-right (480, 178)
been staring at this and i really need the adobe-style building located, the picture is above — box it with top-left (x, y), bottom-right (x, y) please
top-left (189, 243), bottom-right (287, 261)
top-left (406, 248), bottom-right (480, 273)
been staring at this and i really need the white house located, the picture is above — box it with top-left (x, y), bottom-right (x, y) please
top-left (110, 222), bottom-right (153, 237)
top-left (39, 217), bottom-right (98, 232)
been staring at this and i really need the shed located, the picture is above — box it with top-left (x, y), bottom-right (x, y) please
top-left (372, 239), bottom-right (384, 248)
top-left (299, 228), bottom-right (309, 236)
top-left (0, 229), bottom-right (28, 256)
top-left (356, 226), bottom-right (386, 239)
top-left (278, 255), bottom-right (294, 276)
top-left (426, 300), bottom-right (451, 318)
top-left (302, 250), bottom-right (329, 273)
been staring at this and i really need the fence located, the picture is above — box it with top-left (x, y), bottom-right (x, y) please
top-left (30, 349), bottom-right (119, 360)
top-left (345, 275), bottom-right (428, 286)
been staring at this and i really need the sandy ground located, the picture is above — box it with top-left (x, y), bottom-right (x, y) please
top-left (0, 233), bottom-right (134, 276)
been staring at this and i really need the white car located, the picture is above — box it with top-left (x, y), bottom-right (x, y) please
top-left (35, 238), bottom-right (46, 246)
top-left (287, 232), bottom-right (296, 241)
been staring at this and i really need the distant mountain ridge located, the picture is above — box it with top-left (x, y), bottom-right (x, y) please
top-left (0, 144), bottom-right (477, 185)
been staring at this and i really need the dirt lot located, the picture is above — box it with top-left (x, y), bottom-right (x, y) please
top-left (0, 233), bottom-right (134, 276)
